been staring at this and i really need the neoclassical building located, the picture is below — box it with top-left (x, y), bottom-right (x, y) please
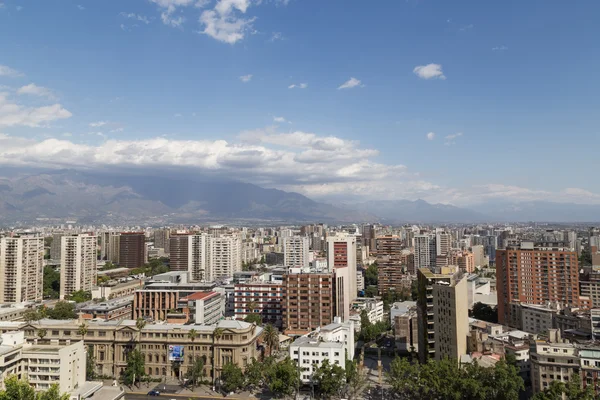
top-left (20, 319), bottom-right (262, 380)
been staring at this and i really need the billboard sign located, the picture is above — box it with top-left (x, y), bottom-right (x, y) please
top-left (169, 345), bottom-right (184, 361)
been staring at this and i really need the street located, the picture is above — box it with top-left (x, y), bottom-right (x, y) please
top-left (125, 394), bottom-right (224, 400)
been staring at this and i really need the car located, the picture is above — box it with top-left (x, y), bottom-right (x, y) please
top-left (147, 390), bottom-right (160, 396)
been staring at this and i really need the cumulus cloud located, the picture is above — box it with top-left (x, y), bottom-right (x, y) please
top-left (273, 116), bottom-right (287, 123)
top-left (0, 92), bottom-right (72, 127)
top-left (426, 132), bottom-right (435, 141)
top-left (149, 0), bottom-right (195, 27)
top-left (338, 77), bottom-right (363, 90)
top-left (413, 64), bottom-right (446, 80)
top-left (16, 83), bottom-right (56, 100)
top-left (288, 83), bottom-right (307, 89)
top-left (239, 74), bottom-right (252, 82)
top-left (0, 65), bottom-right (23, 78)
top-left (199, 0), bottom-right (255, 44)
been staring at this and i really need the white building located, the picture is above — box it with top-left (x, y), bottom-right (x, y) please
top-left (283, 236), bottom-right (309, 269)
top-left (351, 298), bottom-right (384, 324)
top-left (289, 317), bottom-right (355, 383)
top-left (60, 234), bottom-right (97, 299)
top-left (413, 235), bottom-right (430, 269)
top-left (209, 235), bottom-right (242, 280)
top-left (0, 235), bottom-right (44, 303)
top-left (179, 291), bottom-right (225, 325)
top-left (188, 234), bottom-right (208, 282)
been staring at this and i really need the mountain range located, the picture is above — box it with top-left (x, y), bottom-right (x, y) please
top-left (0, 169), bottom-right (599, 224)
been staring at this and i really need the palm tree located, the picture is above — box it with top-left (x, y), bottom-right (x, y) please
top-left (212, 327), bottom-right (224, 385)
top-left (262, 324), bottom-right (279, 357)
top-left (135, 317), bottom-right (146, 345)
top-left (188, 328), bottom-right (198, 374)
top-left (37, 328), bottom-right (47, 343)
top-left (78, 323), bottom-right (88, 341)
top-left (246, 300), bottom-right (257, 315)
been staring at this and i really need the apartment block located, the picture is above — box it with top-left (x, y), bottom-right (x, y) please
top-left (282, 273), bottom-right (334, 335)
top-left (209, 235), bottom-right (242, 280)
top-left (390, 301), bottom-right (418, 352)
top-left (100, 231), bottom-right (121, 264)
top-left (0, 235), bottom-right (44, 303)
top-left (177, 291), bottom-right (225, 325)
top-left (153, 228), bottom-right (171, 252)
top-left (497, 241), bottom-right (580, 325)
top-left (283, 236), bottom-right (309, 269)
top-left (530, 330), bottom-right (579, 394)
top-left (189, 234), bottom-right (209, 282)
top-left (327, 235), bottom-right (357, 322)
top-left (375, 236), bottom-right (405, 294)
top-left (413, 235), bottom-right (431, 269)
top-left (234, 283), bottom-right (283, 327)
top-left (432, 276), bottom-right (468, 361)
top-left (169, 234), bottom-right (190, 272)
top-left (60, 233), bottom-right (97, 299)
top-left (49, 233), bottom-right (64, 260)
top-left (119, 233), bottom-right (146, 269)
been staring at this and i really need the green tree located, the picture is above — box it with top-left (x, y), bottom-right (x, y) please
top-left (122, 349), bottom-right (145, 387)
top-left (244, 357), bottom-right (267, 390)
top-left (43, 266), bottom-right (60, 299)
top-left (265, 357), bottom-right (300, 399)
top-left (212, 327), bottom-right (224, 385)
top-left (531, 373), bottom-right (593, 400)
top-left (35, 383), bottom-right (70, 400)
top-left (312, 359), bottom-right (346, 399)
top-left (262, 324), bottom-right (279, 357)
top-left (472, 302), bottom-right (498, 323)
top-left (77, 323), bottom-right (88, 340)
top-left (0, 376), bottom-right (69, 400)
top-left (135, 317), bottom-right (146, 344)
top-left (345, 359), bottom-right (368, 400)
top-left (68, 290), bottom-right (91, 303)
top-left (365, 264), bottom-right (378, 286)
top-left (364, 285), bottom-right (378, 298)
top-left (579, 248), bottom-right (592, 267)
top-left (220, 362), bottom-right (244, 393)
top-left (47, 301), bottom-right (77, 320)
top-left (244, 314), bottom-right (262, 325)
top-left (23, 309), bottom-right (40, 323)
top-left (185, 356), bottom-right (206, 389)
top-left (86, 346), bottom-right (96, 381)
top-left (37, 329), bottom-right (47, 342)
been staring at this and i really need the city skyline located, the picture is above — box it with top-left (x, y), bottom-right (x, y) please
top-left (1, 0), bottom-right (600, 208)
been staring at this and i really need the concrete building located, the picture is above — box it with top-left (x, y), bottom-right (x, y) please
top-left (327, 235), bottom-right (357, 322)
top-left (432, 276), bottom-right (468, 361)
top-left (169, 234), bottom-right (190, 272)
top-left (497, 241), bottom-right (581, 325)
top-left (375, 236), bottom-right (404, 295)
top-left (390, 301), bottom-right (418, 352)
top-left (282, 273), bottom-right (333, 335)
top-left (22, 319), bottom-right (262, 381)
top-left (351, 298), bottom-right (384, 324)
top-left (518, 303), bottom-right (558, 333)
top-left (283, 236), bottom-right (309, 269)
top-left (530, 330), bottom-right (579, 394)
top-left (234, 283), bottom-right (283, 327)
top-left (471, 245), bottom-right (485, 268)
top-left (413, 235), bottom-right (431, 269)
top-left (209, 235), bottom-right (242, 280)
top-left (50, 233), bottom-right (64, 260)
top-left (436, 232), bottom-right (451, 257)
top-left (92, 278), bottom-right (144, 301)
top-left (177, 291), bottom-right (225, 325)
top-left (79, 298), bottom-right (133, 322)
top-left (0, 235), bottom-right (44, 303)
top-left (60, 234), bottom-right (97, 300)
top-left (100, 232), bottom-right (120, 264)
top-left (153, 228), bottom-right (171, 252)
top-left (119, 233), bottom-right (146, 269)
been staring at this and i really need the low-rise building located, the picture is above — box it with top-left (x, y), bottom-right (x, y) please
top-left (390, 301), bottom-right (418, 352)
top-left (530, 329), bottom-right (579, 394)
top-left (177, 291), bottom-right (225, 325)
top-left (79, 298), bottom-right (133, 321)
top-left (92, 279), bottom-right (144, 300)
top-left (351, 298), bottom-right (384, 324)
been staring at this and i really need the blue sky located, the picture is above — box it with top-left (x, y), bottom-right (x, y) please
top-left (1, 0), bottom-right (599, 205)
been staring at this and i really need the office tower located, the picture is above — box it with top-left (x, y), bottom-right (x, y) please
top-left (60, 234), bottom-right (97, 299)
top-left (189, 234), bottom-right (208, 282)
top-left (416, 268), bottom-right (454, 363)
top-left (50, 233), bottom-right (64, 260)
top-left (496, 241), bottom-right (580, 325)
top-left (119, 233), bottom-right (145, 268)
top-left (433, 276), bottom-right (468, 361)
top-left (362, 224), bottom-right (377, 252)
top-left (471, 245), bottom-right (484, 267)
top-left (435, 232), bottom-right (451, 257)
top-left (100, 232), bottom-right (121, 263)
top-left (375, 236), bottom-right (404, 294)
top-left (209, 235), bottom-right (242, 279)
top-left (327, 235), bottom-right (357, 322)
top-left (153, 228), bottom-right (171, 252)
top-left (0, 235), bottom-right (44, 303)
top-left (283, 236), bottom-right (309, 269)
top-left (413, 235), bottom-right (431, 269)
top-left (428, 236), bottom-right (437, 269)
top-left (282, 272), bottom-right (333, 335)
top-left (169, 234), bottom-right (190, 272)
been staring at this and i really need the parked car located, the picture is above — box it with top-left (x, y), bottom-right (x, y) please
top-left (147, 390), bottom-right (160, 396)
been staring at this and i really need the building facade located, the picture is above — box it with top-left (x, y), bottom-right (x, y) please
top-left (282, 273), bottom-right (334, 335)
top-left (432, 276), bottom-right (468, 361)
top-left (0, 235), bottom-right (44, 303)
top-left (327, 235), bottom-right (357, 322)
top-left (283, 236), bottom-right (309, 269)
top-left (60, 234), bottom-right (97, 300)
top-left (234, 283), bottom-right (283, 327)
top-left (119, 233), bottom-right (146, 269)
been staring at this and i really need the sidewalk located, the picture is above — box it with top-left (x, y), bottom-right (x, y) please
top-left (118, 380), bottom-right (261, 399)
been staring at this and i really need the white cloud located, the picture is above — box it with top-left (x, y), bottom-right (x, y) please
top-left (270, 32), bottom-right (283, 42)
top-left (199, 0), bottom-right (255, 44)
top-left (337, 77), bottom-right (363, 90)
top-left (0, 65), bottom-right (23, 78)
top-left (174, 113), bottom-right (183, 117)
top-left (288, 83), bottom-right (307, 89)
top-left (149, 0), bottom-right (195, 27)
top-left (239, 74), bottom-right (252, 82)
top-left (444, 132), bottom-right (463, 145)
top-left (273, 116), bottom-right (289, 123)
top-left (77, 5), bottom-right (85, 10)
top-left (413, 64), bottom-right (446, 80)
top-left (426, 132), bottom-right (435, 141)
top-left (0, 92), bottom-right (72, 127)
top-left (110, 127), bottom-right (124, 133)
top-left (459, 24), bottom-right (473, 31)
top-left (16, 83), bottom-right (56, 100)
top-left (89, 121), bottom-right (108, 127)
top-left (492, 45), bottom-right (508, 51)
top-left (120, 12), bottom-right (151, 24)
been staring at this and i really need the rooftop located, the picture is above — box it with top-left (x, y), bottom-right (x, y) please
top-left (291, 336), bottom-right (344, 349)
top-left (180, 291), bottom-right (218, 301)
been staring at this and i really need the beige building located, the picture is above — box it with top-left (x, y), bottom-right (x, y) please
top-left (530, 329), bottom-right (579, 394)
top-left (60, 234), bottom-right (97, 299)
top-left (327, 234), bottom-right (357, 322)
top-left (21, 319), bottom-right (262, 380)
top-left (283, 236), bottom-right (309, 269)
top-left (0, 235), bottom-right (44, 303)
top-left (209, 235), bottom-right (242, 280)
top-left (432, 276), bottom-right (468, 361)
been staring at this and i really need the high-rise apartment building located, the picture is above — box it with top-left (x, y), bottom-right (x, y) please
top-left (433, 276), bottom-right (468, 361)
top-left (189, 234), bottom-right (208, 282)
top-left (0, 235), bottom-right (44, 303)
top-left (209, 235), bottom-right (242, 279)
top-left (327, 235), bottom-right (357, 322)
top-left (435, 232), bottom-right (451, 257)
top-left (60, 233), bottom-right (97, 299)
top-left (413, 235), bottom-right (431, 269)
top-left (119, 233), bottom-right (146, 269)
top-left (362, 224), bottom-right (377, 252)
top-left (471, 245), bottom-right (485, 267)
top-left (100, 231), bottom-right (120, 263)
top-left (153, 228), bottom-right (171, 252)
top-left (283, 236), bottom-right (309, 269)
top-left (282, 272), bottom-right (334, 335)
top-left (417, 268), bottom-right (455, 363)
top-left (169, 234), bottom-right (190, 272)
top-left (50, 233), bottom-right (64, 260)
top-left (375, 236), bottom-right (404, 294)
top-left (496, 241), bottom-right (580, 325)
